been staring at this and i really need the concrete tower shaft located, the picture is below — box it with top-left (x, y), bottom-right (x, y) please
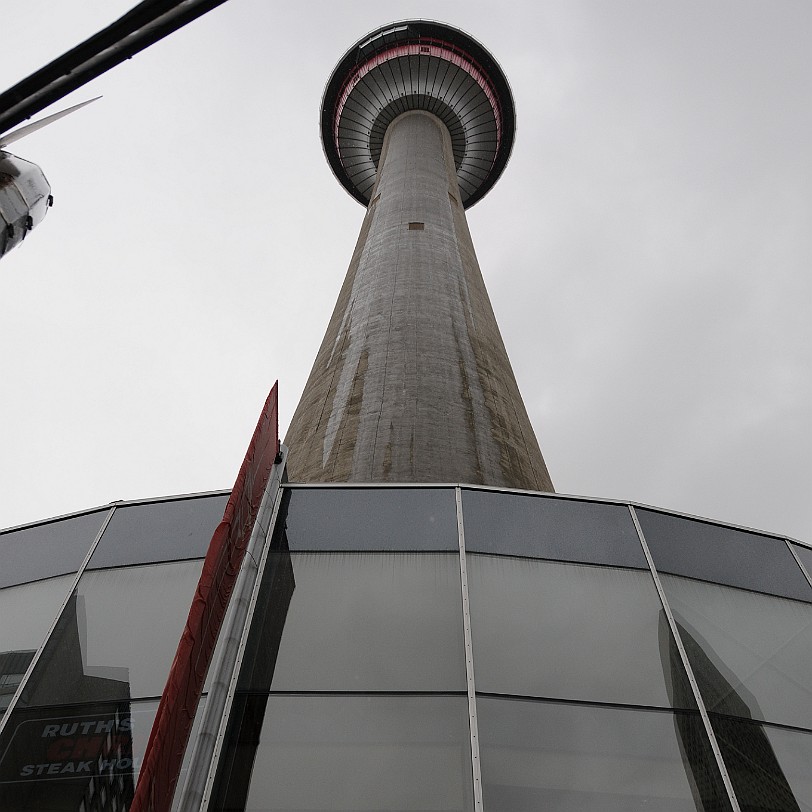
top-left (285, 109), bottom-right (553, 490)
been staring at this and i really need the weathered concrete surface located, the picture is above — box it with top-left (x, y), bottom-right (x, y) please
top-left (285, 112), bottom-right (553, 491)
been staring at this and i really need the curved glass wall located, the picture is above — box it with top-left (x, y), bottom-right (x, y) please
top-left (1, 485), bottom-right (809, 811)
top-left (208, 485), bottom-right (810, 812)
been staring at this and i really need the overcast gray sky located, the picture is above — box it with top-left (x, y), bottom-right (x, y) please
top-left (0, 0), bottom-right (809, 541)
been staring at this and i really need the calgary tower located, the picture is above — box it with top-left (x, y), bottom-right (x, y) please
top-left (285, 20), bottom-right (554, 492)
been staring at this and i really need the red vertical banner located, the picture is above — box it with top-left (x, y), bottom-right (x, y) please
top-left (131, 383), bottom-right (280, 812)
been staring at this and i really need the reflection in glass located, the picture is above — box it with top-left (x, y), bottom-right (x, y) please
top-left (478, 697), bottom-right (731, 811)
top-left (638, 509), bottom-right (812, 601)
top-left (213, 695), bottom-right (473, 812)
top-left (16, 561), bottom-right (203, 707)
top-left (0, 575), bottom-right (75, 660)
top-left (461, 489), bottom-right (647, 568)
top-left (468, 555), bottom-right (695, 708)
top-left (214, 539), bottom-right (296, 808)
top-left (261, 552), bottom-right (466, 691)
top-left (0, 651), bottom-right (34, 717)
top-left (661, 574), bottom-right (812, 729)
top-left (757, 724), bottom-right (812, 810)
top-left (88, 495), bottom-right (228, 569)
top-left (280, 487), bottom-right (459, 550)
top-left (0, 698), bottom-right (158, 812)
top-left (710, 716), bottom-right (803, 812)
top-left (0, 511), bottom-right (107, 588)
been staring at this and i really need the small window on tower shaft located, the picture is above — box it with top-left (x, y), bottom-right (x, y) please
top-left (408, 222), bottom-right (425, 230)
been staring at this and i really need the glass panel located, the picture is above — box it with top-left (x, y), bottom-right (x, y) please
top-left (710, 716), bottom-right (811, 811)
top-left (0, 575), bottom-right (75, 658)
top-left (468, 555), bottom-right (696, 709)
top-left (758, 723), bottom-right (812, 810)
top-left (638, 509), bottom-right (812, 601)
top-left (0, 652), bottom-right (34, 719)
top-left (88, 495), bottom-right (227, 569)
top-left (212, 694), bottom-right (473, 812)
top-left (16, 561), bottom-right (203, 707)
top-left (461, 489), bottom-right (647, 568)
top-left (0, 575), bottom-right (76, 717)
top-left (236, 552), bottom-right (465, 692)
top-left (0, 511), bottom-right (107, 588)
top-left (280, 487), bottom-right (459, 550)
top-left (0, 697), bottom-right (157, 811)
top-left (478, 696), bottom-right (732, 811)
top-left (662, 573), bottom-right (812, 729)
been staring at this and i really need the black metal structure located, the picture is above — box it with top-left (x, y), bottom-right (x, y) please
top-left (0, 0), bottom-right (230, 137)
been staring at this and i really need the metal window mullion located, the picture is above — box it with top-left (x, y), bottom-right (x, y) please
top-left (194, 480), bottom-right (286, 812)
top-left (0, 503), bottom-right (118, 738)
top-left (785, 539), bottom-right (812, 592)
top-left (628, 505), bottom-right (742, 812)
top-left (455, 486), bottom-right (483, 812)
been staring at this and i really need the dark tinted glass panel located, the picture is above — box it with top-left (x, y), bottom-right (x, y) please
top-left (0, 651), bottom-right (35, 718)
top-left (478, 697), bottom-right (732, 811)
top-left (213, 695), bottom-right (473, 812)
top-left (662, 573), bottom-right (812, 729)
top-left (237, 552), bottom-right (465, 692)
top-left (0, 575), bottom-right (75, 693)
top-left (16, 561), bottom-right (203, 707)
top-left (88, 495), bottom-right (227, 569)
top-left (711, 716), bottom-right (811, 811)
top-left (280, 487), bottom-right (458, 550)
top-left (638, 509), bottom-right (811, 601)
top-left (468, 555), bottom-right (696, 709)
top-left (0, 511), bottom-right (107, 588)
top-left (462, 490), bottom-right (646, 567)
top-left (0, 698), bottom-right (157, 811)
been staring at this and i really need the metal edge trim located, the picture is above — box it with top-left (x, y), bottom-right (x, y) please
top-left (195, 467), bottom-right (287, 812)
top-left (456, 486), bottom-right (483, 811)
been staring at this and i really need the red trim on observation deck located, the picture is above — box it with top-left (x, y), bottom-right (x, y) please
top-left (130, 382), bottom-right (280, 812)
top-left (332, 38), bottom-right (503, 155)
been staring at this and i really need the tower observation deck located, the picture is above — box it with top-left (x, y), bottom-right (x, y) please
top-left (285, 20), bottom-right (554, 491)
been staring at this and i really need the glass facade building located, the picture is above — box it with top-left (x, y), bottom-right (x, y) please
top-left (1, 482), bottom-right (811, 810)
top-left (1, 16), bottom-right (807, 812)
